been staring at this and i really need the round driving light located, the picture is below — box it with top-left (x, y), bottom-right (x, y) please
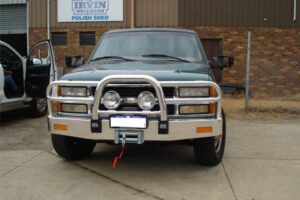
top-left (103, 91), bottom-right (121, 110)
top-left (138, 91), bottom-right (156, 110)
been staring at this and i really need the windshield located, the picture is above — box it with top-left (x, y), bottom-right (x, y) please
top-left (90, 31), bottom-right (204, 63)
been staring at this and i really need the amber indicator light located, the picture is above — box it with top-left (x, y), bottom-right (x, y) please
top-left (54, 124), bottom-right (68, 131)
top-left (196, 127), bottom-right (212, 133)
top-left (57, 86), bottom-right (62, 112)
top-left (209, 87), bottom-right (216, 113)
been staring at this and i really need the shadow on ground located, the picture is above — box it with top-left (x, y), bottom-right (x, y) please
top-left (0, 109), bottom-right (31, 127)
top-left (66, 143), bottom-right (235, 200)
top-left (87, 143), bottom-right (198, 169)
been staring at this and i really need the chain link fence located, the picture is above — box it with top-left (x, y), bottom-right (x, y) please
top-left (250, 55), bottom-right (300, 99)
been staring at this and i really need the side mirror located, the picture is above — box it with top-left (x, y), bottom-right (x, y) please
top-left (65, 55), bottom-right (85, 68)
top-left (32, 58), bottom-right (43, 65)
top-left (210, 56), bottom-right (234, 69)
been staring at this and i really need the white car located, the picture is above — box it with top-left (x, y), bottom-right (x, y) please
top-left (0, 40), bottom-right (57, 117)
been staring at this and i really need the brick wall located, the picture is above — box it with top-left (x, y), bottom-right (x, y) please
top-left (29, 26), bottom-right (300, 97)
top-left (29, 27), bottom-right (109, 71)
top-left (187, 26), bottom-right (300, 96)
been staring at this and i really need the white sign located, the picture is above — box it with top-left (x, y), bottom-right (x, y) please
top-left (57, 0), bottom-right (123, 22)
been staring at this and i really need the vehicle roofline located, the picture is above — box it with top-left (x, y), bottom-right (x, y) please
top-left (105, 28), bottom-right (197, 35)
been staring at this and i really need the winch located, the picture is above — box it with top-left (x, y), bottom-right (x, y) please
top-left (114, 130), bottom-right (144, 145)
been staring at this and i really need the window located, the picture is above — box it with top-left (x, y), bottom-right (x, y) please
top-left (52, 32), bottom-right (67, 46)
top-left (0, 45), bottom-right (22, 69)
top-left (91, 32), bottom-right (204, 63)
top-left (201, 39), bottom-right (223, 60)
top-left (0, 44), bottom-right (23, 98)
top-left (80, 32), bottom-right (95, 46)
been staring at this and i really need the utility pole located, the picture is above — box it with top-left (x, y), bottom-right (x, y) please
top-left (245, 31), bottom-right (252, 110)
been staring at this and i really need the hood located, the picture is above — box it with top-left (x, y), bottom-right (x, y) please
top-left (60, 60), bottom-right (212, 82)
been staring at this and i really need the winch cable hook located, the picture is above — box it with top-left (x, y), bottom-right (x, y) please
top-left (113, 139), bottom-right (126, 169)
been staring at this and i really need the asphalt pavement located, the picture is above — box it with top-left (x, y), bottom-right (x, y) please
top-left (0, 111), bottom-right (300, 200)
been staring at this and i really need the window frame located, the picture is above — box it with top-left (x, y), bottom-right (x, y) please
top-left (51, 32), bottom-right (67, 46)
top-left (79, 31), bottom-right (96, 46)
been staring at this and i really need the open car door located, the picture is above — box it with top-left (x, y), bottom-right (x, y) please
top-left (25, 40), bottom-right (57, 98)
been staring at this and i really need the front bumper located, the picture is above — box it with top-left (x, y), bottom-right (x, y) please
top-left (47, 75), bottom-right (223, 142)
top-left (48, 116), bottom-right (222, 141)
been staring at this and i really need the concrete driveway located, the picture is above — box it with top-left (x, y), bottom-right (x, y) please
top-left (0, 112), bottom-right (300, 200)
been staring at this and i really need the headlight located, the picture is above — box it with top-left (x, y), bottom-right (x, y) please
top-left (179, 105), bottom-right (209, 114)
top-left (138, 91), bottom-right (156, 110)
top-left (179, 87), bottom-right (209, 97)
top-left (61, 103), bottom-right (88, 113)
top-left (61, 87), bottom-right (87, 97)
top-left (103, 91), bottom-right (121, 110)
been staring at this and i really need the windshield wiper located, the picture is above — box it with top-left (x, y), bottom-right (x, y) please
top-left (142, 54), bottom-right (191, 63)
top-left (90, 56), bottom-right (135, 62)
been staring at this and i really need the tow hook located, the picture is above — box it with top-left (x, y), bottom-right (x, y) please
top-left (113, 140), bottom-right (126, 169)
top-left (113, 130), bottom-right (144, 168)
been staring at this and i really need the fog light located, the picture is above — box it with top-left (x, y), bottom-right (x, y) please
top-left (103, 91), bottom-right (121, 110)
top-left (138, 91), bottom-right (156, 110)
top-left (61, 103), bottom-right (88, 113)
top-left (179, 105), bottom-right (209, 114)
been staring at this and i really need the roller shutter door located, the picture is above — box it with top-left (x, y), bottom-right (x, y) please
top-left (0, 4), bottom-right (27, 34)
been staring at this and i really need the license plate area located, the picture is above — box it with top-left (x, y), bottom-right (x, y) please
top-left (110, 115), bottom-right (147, 129)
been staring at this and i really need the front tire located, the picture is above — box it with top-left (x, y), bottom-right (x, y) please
top-left (193, 109), bottom-right (226, 166)
top-left (51, 134), bottom-right (96, 160)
